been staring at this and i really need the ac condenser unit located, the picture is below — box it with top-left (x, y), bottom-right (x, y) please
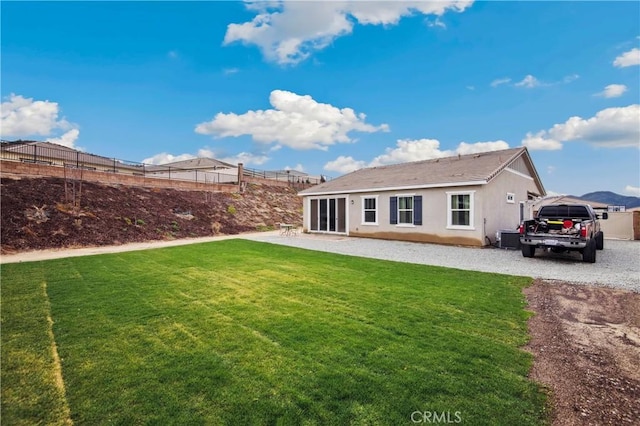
top-left (499, 230), bottom-right (521, 250)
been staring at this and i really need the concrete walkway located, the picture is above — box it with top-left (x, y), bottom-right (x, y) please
top-left (0, 230), bottom-right (282, 264)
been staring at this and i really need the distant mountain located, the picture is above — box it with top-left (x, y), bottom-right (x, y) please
top-left (577, 191), bottom-right (640, 209)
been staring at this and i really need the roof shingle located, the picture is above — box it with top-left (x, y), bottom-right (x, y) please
top-left (300, 147), bottom-right (540, 195)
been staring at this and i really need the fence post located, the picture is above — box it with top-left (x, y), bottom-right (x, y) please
top-left (195, 169), bottom-right (198, 182)
top-left (76, 151), bottom-right (80, 168)
top-left (113, 158), bottom-right (117, 173)
top-left (237, 163), bottom-right (244, 188)
top-left (33, 144), bottom-right (37, 163)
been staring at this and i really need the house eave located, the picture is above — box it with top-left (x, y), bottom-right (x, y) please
top-left (299, 180), bottom-right (488, 197)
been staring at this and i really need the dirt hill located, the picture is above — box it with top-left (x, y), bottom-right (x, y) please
top-left (1, 176), bottom-right (303, 253)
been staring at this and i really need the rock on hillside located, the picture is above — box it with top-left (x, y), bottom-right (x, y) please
top-left (1, 177), bottom-right (303, 253)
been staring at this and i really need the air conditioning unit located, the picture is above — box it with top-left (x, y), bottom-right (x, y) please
top-left (499, 230), bottom-right (521, 250)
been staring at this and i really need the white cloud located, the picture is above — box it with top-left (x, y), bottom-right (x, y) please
top-left (369, 138), bottom-right (453, 167)
top-left (426, 17), bottom-right (446, 29)
top-left (46, 129), bottom-right (80, 149)
top-left (521, 131), bottom-right (563, 151)
top-left (223, 1), bottom-right (474, 65)
top-left (522, 104), bottom-right (640, 150)
top-left (285, 164), bottom-right (305, 172)
top-left (455, 140), bottom-right (510, 155)
top-left (142, 148), bottom-right (269, 167)
top-left (563, 74), bottom-right (580, 83)
top-left (595, 84), bottom-right (628, 98)
top-left (624, 185), bottom-right (640, 196)
top-left (195, 90), bottom-right (389, 150)
top-left (613, 48), bottom-right (640, 67)
top-left (324, 155), bottom-right (368, 174)
top-left (547, 165), bottom-right (557, 174)
top-left (1, 94), bottom-right (81, 149)
top-left (324, 139), bottom-right (510, 174)
top-left (219, 152), bottom-right (270, 166)
top-left (223, 68), bottom-right (239, 75)
top-left (490, 78), bottom-right (511, 88)
top-left (142, 152), bottom-right (197, 165)
top-left (515, 74), bottom-right (543, 88)
top-left (492, 74), bottom-right (577, 89)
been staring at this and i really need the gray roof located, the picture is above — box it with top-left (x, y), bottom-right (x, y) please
top-left (2, 140), bottom-right (79, 153)
top-left (146, 157), bottom-right (235, 171)
top-left (300, 147), bottom-right (545, 196)
top-left (1, 140), bottom-right (141, 170)
top-left (534, 195), bottom-right (608, 209)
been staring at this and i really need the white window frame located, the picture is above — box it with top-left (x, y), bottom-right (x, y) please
top-left (397, 194), bottom-right (415, 227)
top-left (446, 191), bottom-right (475, 230)
top-left (361, 195), bottom-right (378, 225)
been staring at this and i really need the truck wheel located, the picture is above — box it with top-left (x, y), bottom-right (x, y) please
top-left (522, 244), bottom-right (535, 258)
top-left (582, 240), bottom-right (596, 263)
top-left (596, 231), bottom-right (604, 250)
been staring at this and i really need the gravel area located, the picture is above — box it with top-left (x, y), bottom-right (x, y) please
top-left (245, 234), bottom-right (640, 292)
top-left (3, 230), bottom-right (638, 292)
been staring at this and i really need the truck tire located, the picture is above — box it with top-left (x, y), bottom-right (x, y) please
top-left (582, 239), bottom-right (596, 263)
top-left (596, 231), bottom-right (604, 250)
top-left (522, 244), bottom-right (535, 258)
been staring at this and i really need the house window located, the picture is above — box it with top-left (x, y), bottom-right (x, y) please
top-left (390, 195), bottom-right (422, 226)
top-left (447, 191), bottom-right (474, 229)
top-left (398, 196), bottom-right (414, 224)
top-left (362, 196), bottom-right (377, 224)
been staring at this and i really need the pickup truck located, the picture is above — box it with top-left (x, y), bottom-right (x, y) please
top-left (519, 204), bottom-right (607, 263)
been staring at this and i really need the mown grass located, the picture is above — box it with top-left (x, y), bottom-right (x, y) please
top-left (1, 239), bottom-right (547, 425)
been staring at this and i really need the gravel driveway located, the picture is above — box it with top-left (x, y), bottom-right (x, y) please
top-left (3, 231), bottom-right (637, 292)
top-left (246, 234), bottom-right (640, 292)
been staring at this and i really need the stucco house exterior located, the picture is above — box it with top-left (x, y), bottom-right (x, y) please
top-left (298, 147), bottom-right (546, 246)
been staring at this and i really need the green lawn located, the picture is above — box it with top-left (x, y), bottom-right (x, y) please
top-left (1, 239), bottom-right (547, 425)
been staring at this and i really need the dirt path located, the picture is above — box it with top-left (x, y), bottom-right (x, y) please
top-left (524, 280), bottom-right (640, 425)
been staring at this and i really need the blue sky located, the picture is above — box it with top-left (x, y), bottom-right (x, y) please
top-left (1, 1), bottom-right (639, 197)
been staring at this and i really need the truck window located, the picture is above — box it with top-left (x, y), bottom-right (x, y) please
top-left (539, 205), bottom-right (590, 218)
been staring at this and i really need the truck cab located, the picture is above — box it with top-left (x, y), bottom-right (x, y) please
top-left (519, 204), bottom-right (607, 263)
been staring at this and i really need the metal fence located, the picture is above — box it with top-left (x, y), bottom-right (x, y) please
top-left (0, 141), bottom-right (327, 185)
top-left (242, 166), bottom-right (326, 185)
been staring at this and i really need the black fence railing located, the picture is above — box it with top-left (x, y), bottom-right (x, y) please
top-left (242, 166), bottom-right (327, 185)
top-left (0, 141), bottom-right (327, 185)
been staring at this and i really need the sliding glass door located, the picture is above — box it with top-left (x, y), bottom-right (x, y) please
top-left (309, 197), bottom-right (346, 233)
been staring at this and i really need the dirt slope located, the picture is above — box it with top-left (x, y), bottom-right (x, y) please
top-left (1, 176), bottom-right (302, 253)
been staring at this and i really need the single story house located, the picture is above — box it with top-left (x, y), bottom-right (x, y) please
top-left (1, 140), bottom-right (143, 174)
top-left (532, 195), bottom-right (608, 214)
top-left (298, 147), bottom-right (546, 247)
top-left (145, 157), bottom-right (238, 183)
